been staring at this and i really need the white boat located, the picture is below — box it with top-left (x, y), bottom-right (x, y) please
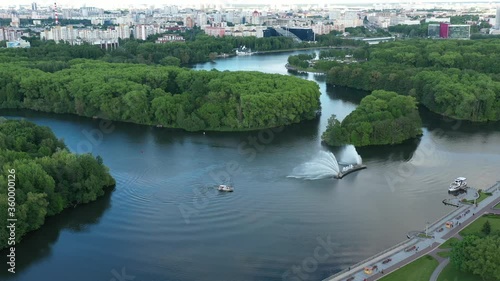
top-left (235, 46), bottom-right (255, 56)
top-left (448, 177), bottom-right (467, 192)
top-left (218, 184), bottom-right (234, 192)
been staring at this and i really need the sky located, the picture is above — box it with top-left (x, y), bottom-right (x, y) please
top-left (6, 0), bottom-right (497, 10)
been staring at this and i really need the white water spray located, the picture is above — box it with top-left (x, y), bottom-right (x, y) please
top-left (288, 151), bottom-right (340, 180)
top-left (339, 145), bottom-right (362, 165)
top-left (288, 147), bottom-right (363, 180)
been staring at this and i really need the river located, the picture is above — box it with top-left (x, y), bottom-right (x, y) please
top-left (2, 50), bottom-right (500, 281)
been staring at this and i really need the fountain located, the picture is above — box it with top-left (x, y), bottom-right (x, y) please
top-left (288, 149), bottom-right (366, 180)
top-left (339, 145), bottom-right (363, 165)
top-left (288, 151), bottom-right (340, 180)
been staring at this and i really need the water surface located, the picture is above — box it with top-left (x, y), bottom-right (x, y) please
top-left (2, 50), bottom-right (499, 281)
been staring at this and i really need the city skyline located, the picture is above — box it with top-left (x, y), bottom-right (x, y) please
top-left (5, 0), bottom-right (500, 10)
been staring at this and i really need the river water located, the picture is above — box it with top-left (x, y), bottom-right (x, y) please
top-left (2, 50), bottom-right (500, 281)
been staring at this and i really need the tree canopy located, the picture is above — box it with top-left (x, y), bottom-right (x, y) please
top-left (325, 39), bottom-right (500, 121)
top-left (0, 120), bottom-right (115, 249)
top-left (322, 90), bottom-right (422, 146)
top-left (450, 235), bottom-right (500, 281)
top-left (3, 32), bottom-right (366, 67)
top-left (0, 60), bottom-right (321, 131)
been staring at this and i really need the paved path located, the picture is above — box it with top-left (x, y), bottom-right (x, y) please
top-left (429, 258), bottom-right (449, 281)
top-left (324, 181), bottom-right (500, 281)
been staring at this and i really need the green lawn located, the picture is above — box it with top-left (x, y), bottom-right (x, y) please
top-left (379, 255), bottom-right (438, 281)
top-left (439, 237), bottom-right (460, 249)
top-left (460, 214), bottom-right (500, 236)
top-left (437, 263), bottom-right (498, 281)
top-left (495, 202), bottom-right (500, 209)
top-left (437, 251), bottom-right (451, 258)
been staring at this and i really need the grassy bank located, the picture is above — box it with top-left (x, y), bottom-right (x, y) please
top-left (437, 263), bottom-right (493, 281)
top-left (459, 214), bottom-right (500, 236)
top-left (379, 255), bottom-right (438, 281)
top-left (438, 237), bottom-right (460, 249)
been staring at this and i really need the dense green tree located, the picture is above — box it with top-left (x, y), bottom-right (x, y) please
top-left (451, 235), bottom-right (500, 281)
top-left (0, 61), bottom-right (321, 131)
top-left (322, 90), bottom-right (422, 146)
top-left (325, 39), bottom-right (500, 122)
top-left (0, 120), bottom-right (115, 249)
top-left (482, 220), bottom-right (491, 235)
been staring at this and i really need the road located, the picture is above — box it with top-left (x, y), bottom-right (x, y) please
top-left (324, 182), bottom-right (500, 281)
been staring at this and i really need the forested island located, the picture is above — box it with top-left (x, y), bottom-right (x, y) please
top-left (326, 39), bottom-right (500, 122)
top-left (322, 90), bottom-right (422, 146)
top-left (0, 60), bottom-right (321, 131)
top-left (287, 47), bottom-right (368, 73)
top-left (0, 119), bottom-right (115, 250)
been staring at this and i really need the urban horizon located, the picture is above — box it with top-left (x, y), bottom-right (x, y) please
top-left (4, 0), bottom-right (500, 10)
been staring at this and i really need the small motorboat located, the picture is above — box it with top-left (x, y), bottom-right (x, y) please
top-left (218, 184), bottom-right (234, 192)
top-left (448, 177), bottom-right (467, 192)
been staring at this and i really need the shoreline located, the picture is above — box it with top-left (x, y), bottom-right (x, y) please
top-left (1, 107), bottom-right (319, 133)
top-left (324, 181), bottom-right (500, 281)
top-left (216, 45), bottom-right (358, 59)
top-left (285, 63), bottom-right (327, 74)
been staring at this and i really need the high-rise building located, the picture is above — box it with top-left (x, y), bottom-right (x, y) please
top-left (496, 7), bottom-right (500, 29)
top-left (197, 13), bottom-right (207, 26)
top-left (428, 23), bottom-right (470, 39)
top-left (185, 16), bottom-right (194, 28)
top-left (440, 22), bottom-right (449, 38)
top-left (31, 2), bottom-right (37, 11)
top-left (329, 10), bottom-right (341, 20)
top-left (449, 25), bottom-right (470, 39)
top-left (10, 14), bottom-right (20, 28)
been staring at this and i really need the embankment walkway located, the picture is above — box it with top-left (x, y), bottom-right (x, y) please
top-left (324, 181), bottom-right (500, 281)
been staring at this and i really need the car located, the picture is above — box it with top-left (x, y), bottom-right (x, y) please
top-left (382, 258), bottom-right (392, 264)
top-left (404, 245), bottom-right (416, 252)
top-left (346, 277), bottom-right (354, 281)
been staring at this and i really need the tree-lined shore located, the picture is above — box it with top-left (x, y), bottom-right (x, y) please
top-left (0, 119), bottom-right (115, 250)
top-left (325, 39), bottom-right (500, 122)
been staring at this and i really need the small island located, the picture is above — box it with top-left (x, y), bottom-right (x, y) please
top-left (322, 90), bottom-right (422, 146)
top-left (0, 119), bottom-right (115, 250)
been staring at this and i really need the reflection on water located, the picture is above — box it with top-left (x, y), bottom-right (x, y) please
top-left (0, 187), bottom-right (113, 280)
top-left (1, 50), bottom-right (500, 281)
top-left (326, 84), bottom-right (368, 104)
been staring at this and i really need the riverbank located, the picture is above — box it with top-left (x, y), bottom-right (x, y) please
top-left (324, 181), bottom-right (500, 281)
top-left (285, 63), bottom-right (327, 75)
top-left (257, 45), bottom-right (352, 54)
top-left (214, 45), bottom-right (357, 60)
